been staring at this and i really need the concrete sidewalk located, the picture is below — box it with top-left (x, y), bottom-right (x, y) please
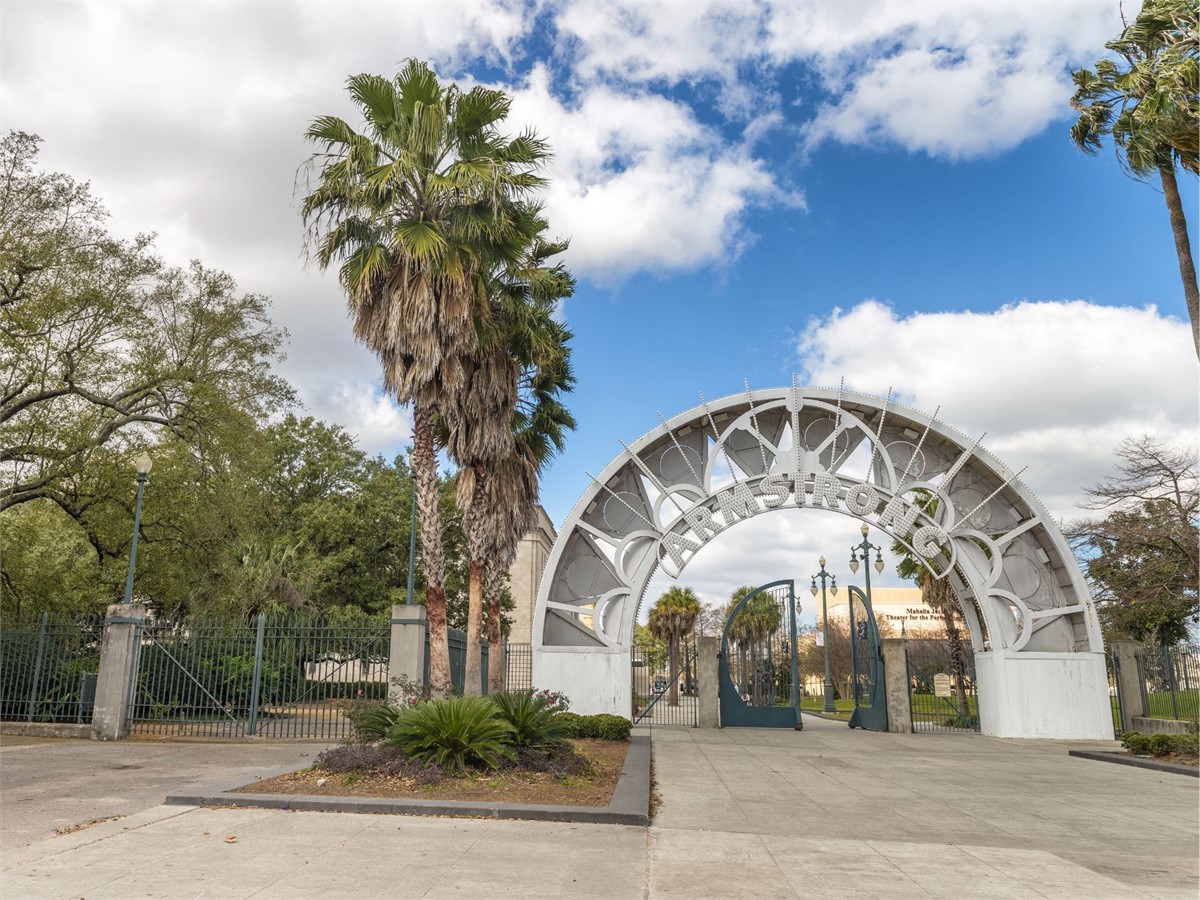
top-left (648, 716), bottom-right (1198, 898)
top-left (2, 718), bottom-right (1197, 898)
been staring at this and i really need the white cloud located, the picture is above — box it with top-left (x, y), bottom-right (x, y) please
top-left (795, 299), bottom-right (1197, 519)
top-left (556, 0), bottom-right (760, 87)
top-left (778, 1), bottom-right (1124, 159)
top-left (552, 0), bottom-right (1128, 159)
top-left (506, 67), bottom-right (782, 280)
top-left (302, 381), bottom-right (414, 460)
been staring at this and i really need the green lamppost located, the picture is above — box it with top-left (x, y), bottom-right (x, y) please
top-left (810, 556), bottom-right (838, 714)
top-left (848, 523), bottom-right (885, 608)
top-left (121, 451), bottom-right (152, 605)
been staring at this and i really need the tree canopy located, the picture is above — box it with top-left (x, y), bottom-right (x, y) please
top-left (1068, 436), bottom-right (1198, 646)
top-left (0, 134), bottom-right (494, 629)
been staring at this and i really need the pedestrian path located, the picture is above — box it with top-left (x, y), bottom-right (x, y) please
top-left (3, 719), bottom-right (1196, 898)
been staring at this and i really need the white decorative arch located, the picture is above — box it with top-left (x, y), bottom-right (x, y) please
top-left (532, 383), bottom-right (1113, 739)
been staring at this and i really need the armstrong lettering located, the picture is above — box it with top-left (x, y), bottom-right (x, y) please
top-left (656, 471), bottom-right (950, 577)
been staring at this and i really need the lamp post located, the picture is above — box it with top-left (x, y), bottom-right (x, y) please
top-left (121, 452), bottom-right (152, 606)
top-left (810, 556), bottom-right (838, 714)
top-left (848, 523), bottom-right (885, 611)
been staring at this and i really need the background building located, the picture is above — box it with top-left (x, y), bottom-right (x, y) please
top-left (506, 506), bottom-right (556, 645)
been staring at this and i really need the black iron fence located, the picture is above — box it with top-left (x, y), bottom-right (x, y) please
top-left (905, 637), bottom-right (980, 733)
top-left (505, 642), bottom-right (533, 691)
top-left (1136, 643), bottom-right (1199, 722)
top-left (422, 627), bottom-right (489, 696)
top-left (632, 632), bottom-right (699, 727)
top-left (129, 613), bottom-right (389, 739)
top-left (1106, 649), bottom-right (1123, 733)
top-left (0, 612), bottom-right (103, 724)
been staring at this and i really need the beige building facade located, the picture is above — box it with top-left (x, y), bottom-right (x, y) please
top-left (823, 586), bottom-right (961, 636)
top-left (506, 505), bottom-right (556, 645)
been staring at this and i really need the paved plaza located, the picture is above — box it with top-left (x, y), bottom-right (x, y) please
top-left (2, 716), bottom-right (1196, 898)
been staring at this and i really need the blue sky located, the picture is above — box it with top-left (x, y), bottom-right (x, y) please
top-left (3, 0), bottom-right (1196, 615)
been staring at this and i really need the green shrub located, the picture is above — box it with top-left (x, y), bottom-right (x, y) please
top-left (491, 691), bottom-right (569, 750)
top-left (384, 696), bottom-right (514, 775)
top-left (1172, 730), bottom-right (1200, 758)
top-left (1120, 731), bottom-right (1152, 755)
top-left (1121, 730), bottom-right (1200, 759)
top-left (557, 712), bottom-right (632, 741)
top-left (1148, 733), bottom-right (1177, 757)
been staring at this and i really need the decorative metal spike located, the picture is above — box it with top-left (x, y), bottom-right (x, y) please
top-left (743, 379), bottom-right (771, 475)
top-left (942, 432), bottom-right (986, 488)
top-left (898, 404), bottom-right (939, 485)
top-left (585, 471), bottom-right (656, 530)
top-left (953, 466), bottom-right (1028, 533)
top-left (699, 390), bottom-right (741, 483)
top-left (863, 386), bottom-right (893, 483)
top-left (656, 412), bottom-right (704, 487)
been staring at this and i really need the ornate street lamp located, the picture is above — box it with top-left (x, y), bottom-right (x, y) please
top-left (121, 451), bottom-right (152, 606)
top-left (811, 556), bottom-right (838, 714)
top-left (848, 522), bottom-right (885, 613)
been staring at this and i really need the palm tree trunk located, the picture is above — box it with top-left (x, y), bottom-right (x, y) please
top-left (485, 556), bottom-right (505, 694)
top-left (1159, 164), bottom-right (1199, 359)
top-left (463, 463), bottom-right (487, 697)
top-left (413, 403), bottom-right (451, 697)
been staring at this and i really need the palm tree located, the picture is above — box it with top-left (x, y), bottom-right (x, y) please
top-left (478, 308), bottom-right (575, 693)
top-left (446, 217), bottom-right (574, 695)
top-left (301, 61), bottom-right (548, 695)
top-left (726, 585), bottom-right (783, 705)
top-left (1071, 0), bottom-right (1199, 357)
top-left (648, 586), bottom-right (701, 706)
top-left (891, 489), bottom-right (971, 718)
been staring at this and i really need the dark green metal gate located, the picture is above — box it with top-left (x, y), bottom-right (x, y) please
top-left (719, 580), bottom-right (801, 729)
top-left (846, 585), bottom-right (887, 731)
top-left (128, 613), bottom-right (389, 739)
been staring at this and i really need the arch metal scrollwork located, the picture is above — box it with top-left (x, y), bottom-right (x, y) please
top-left (532, 383), bottom-right (1111, 739)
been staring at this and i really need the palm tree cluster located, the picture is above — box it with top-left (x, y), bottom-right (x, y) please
top-left (302, 60), bottom-right (575, 697)
top-left (725, 585), bottom-right (784, 705)
top-left (648, 586), bottom-right (701, 707)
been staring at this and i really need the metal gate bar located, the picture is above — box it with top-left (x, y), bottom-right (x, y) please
top-left (633, 633), bottom-right (699, 726)
top-left (905, 637), bottom-right (980, 733)
top-left (1, 612), bottom-right (103, 724)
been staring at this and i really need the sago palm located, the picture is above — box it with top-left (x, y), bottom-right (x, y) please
top-left (301, 60), bottom-right (549, 695)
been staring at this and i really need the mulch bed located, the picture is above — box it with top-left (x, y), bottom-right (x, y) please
top-left (234, 739), bottom-right (629, 808)
top-left (1121, 751), bottom-right (1199, 767)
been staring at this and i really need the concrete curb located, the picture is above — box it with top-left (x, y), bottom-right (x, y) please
top-left (1068, 749), bottom-right (1199, 777)
top-left (1, 722), bottom-right (94, 739)
top-left (165, 734), bottom-right (651, 826)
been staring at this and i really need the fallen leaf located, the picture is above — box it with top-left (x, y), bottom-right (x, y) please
top-left (224, 836), bottom-right (237, 844)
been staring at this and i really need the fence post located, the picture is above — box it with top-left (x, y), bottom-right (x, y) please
top-left (93, 603), bottom-right (146, 740)
top-left (246, 613), bottom-right (266, 736)
top-left (1111, 641), bottom-right (1145, 733)
top-left (389, 604), bottom-right (427, 703)
top-left (881, 638), bottom-right (911, 734)
top-left (1163, 644), bottom-right (1179, 720)
top-left (697, 636), bottom-right (720, 728)
top-left (25, 612), bottom-right (49, 722)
